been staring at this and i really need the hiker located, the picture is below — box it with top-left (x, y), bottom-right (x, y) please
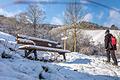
top-left (104, 29), bottom-right (118, 66)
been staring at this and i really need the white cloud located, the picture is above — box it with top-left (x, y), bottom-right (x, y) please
top-left (103, 9), bottom-right (120, 27)
top-left (98, 11), bottom-right (104, 19)
top-left (109, 10), bottom-right (120, 20)
top-left (0, 9), bottom-right (8, 16)
top-left (0, 8), bottom-right (21, 17)
top-left (17, 0), bottom-right (51, 1)
top-left (82, 13), bottom-right (93, 22)
top-left (51, 17), bottom-right (63, 25)
top-left (80, 0), bottom-right (88, 4)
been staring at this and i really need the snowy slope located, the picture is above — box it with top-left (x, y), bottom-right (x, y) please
top-left (50, 28), bottom-right (120, 45)
top-left (56, 52), bottom-right (120, 80)
top-left (0, 53), bottom-right (120, 80)
top-left (0, 31), bottom-right (18, 57)
top-left (0, 31), bottom-right (120, 80)
top-left (0, 31), bottom-right (15, 42)
top-left (82, 30), bottom-right (120, 45)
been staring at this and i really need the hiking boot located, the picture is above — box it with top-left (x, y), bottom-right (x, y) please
top-left (112, 63), bottom-right (118, 66)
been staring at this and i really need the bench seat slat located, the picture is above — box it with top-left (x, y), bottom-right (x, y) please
top-left (17, 34), bottom-right (58, 44)
top-left (17, 38), bottom-right (35, 45)
top-left (19, 45), bottom-right (70, 53)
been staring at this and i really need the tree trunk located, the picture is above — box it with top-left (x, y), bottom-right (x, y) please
top-left (64, 27), bottom-right (67, 50)
top-left (73, 23), bottom-right (77, 52)
top-left (33, 19), bottom-right (37, 37)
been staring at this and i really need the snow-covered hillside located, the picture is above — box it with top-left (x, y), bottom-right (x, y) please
top-left (82, 30), bottom-right (120, 45)
top-left (0, 31), bottom-right (120, 80)
top-left (50, 27), bottom-right (120, 45)
top-left (0, 31), bottom-right (19, 58)
top-left (0, 52), bottom-right (120, 80)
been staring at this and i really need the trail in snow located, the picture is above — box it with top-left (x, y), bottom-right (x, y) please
top-left (55, 52), bottom-right (120, 80)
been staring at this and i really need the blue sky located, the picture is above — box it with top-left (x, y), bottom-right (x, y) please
top-left (0, 0), bottom-right (120, 27)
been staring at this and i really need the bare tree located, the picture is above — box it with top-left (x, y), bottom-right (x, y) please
top-left (64, 0), bottom-right (86, 52)
top-left (26, 4), bottom-right (45, 37)
top-left (15, 12), bottom-right (30, 35)
top-left (15, 12), bottom-right (29, 24)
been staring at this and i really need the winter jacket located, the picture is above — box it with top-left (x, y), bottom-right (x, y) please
top-left (104, 33), bottom-right (117, 50)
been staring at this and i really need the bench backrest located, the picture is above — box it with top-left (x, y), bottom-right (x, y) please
top-left (16, 34), bottom-right (62, 49)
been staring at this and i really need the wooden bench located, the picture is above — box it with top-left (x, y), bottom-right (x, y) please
top-left (16, 34), bottom-right (71, 60)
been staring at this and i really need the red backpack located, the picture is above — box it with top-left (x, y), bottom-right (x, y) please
top-left (111, 36), bottom-right (117, 46)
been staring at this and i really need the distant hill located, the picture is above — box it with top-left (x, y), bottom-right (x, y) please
top-left (80, 21), bottom-right (119, 30)
top-left (0, 15), bottom-right (119, 37)
top-left (0, 15), bottom-right (60, 37)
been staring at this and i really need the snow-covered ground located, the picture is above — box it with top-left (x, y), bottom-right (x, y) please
top-left (0, 31), bottom-right (15, 42)
top-left (0, 52), bottom-right (120, 80)
top-left (0, 31), bottom-right (19, 58)
top-left (0, 31), bottom-right (120, 80)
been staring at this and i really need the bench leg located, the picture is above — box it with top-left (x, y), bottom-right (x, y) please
top-left (33, 50), bottom-right (37, 60)
top-left (25, 50), bottom-right (33, 58)
top-left (25, 50), bottom-right (37, 60)
top-left (25, 50), bottom-right (28, 57)
top-left (62, 54), bottom-right (66, 61)
top-left (58, 52), bottom-right (66, 61)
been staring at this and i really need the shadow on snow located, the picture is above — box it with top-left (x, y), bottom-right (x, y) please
top-left (67, 58), bottom-right (91, 64)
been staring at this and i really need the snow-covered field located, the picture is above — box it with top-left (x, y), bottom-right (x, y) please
top-left (82, 30), bottom-right (120, 45)
top-left (0, 31), bottom-right (120, 80)
top-left (50, 28), bottom-right (120, 45)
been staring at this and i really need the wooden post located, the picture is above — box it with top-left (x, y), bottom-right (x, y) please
top-left (64, 39), bottom-right (66, 50)
top-left (73, 23), bottom-right (77, 52)
top-left (64, 27), bottom-right (67, 50)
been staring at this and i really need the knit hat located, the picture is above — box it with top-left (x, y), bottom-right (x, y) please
top-left (105, 29), bottom-right (110, 34)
